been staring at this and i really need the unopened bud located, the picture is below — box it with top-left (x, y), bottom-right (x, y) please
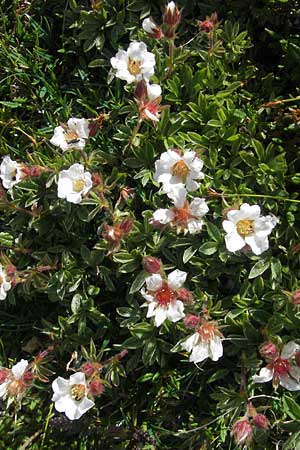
top-left (92, 173), bottom-right (102, 187)
top-left (119, 218), bottom-right (133, 234)
top-left (23, 371), bottom-right (34, 383)
top-left (260, 342), bottom-right (279, 361)
top-left (135, 80), bottom-right (148, 101)
top-left (81, 362), bottom-right (95, 377)
top-left (0, 369), bottom-right (8, 384)
top-left (89, 379), bottom-right (105, 397)
top-left (183, 314), bottom-right (200, 329)
top-left (143, 256), bottom-right (162, 274)
top-left (163, 1), bottom-right (181, 27)
top-left (292, 290), bottom-right (300, 305)
top-left (21, 166), bottom-right (31, 178)
top-left (231, 418), bottom-right (252, 445)
top-left (177, 288), bottom-right (194, 304)
top-left (6, 265), bottom-right (16, 276)
top-left (142, 17), bottom-right (162, 39)
top-left (30, 166), bottom-right (43, 177)
top-left (253, 414), bottom-right (270, 430)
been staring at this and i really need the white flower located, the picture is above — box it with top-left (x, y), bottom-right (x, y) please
top-left (50, 118), bottom-right (90, 152)
top-left (154, 150), bottom-right (204, 201)
top-left (222, 203), bottom-right (278, 255)
top-left (52, 372), bottom-right (95, 420)
top-left (253, 341), bottom-right (300, 391)
top-left (0, 266), bottom-right (11, 301)
top-left (110, 41), bottom-right (156, 84)
top-left (0, 156), bottom-right (24, 189)
top-left (153, 189), bottom-right (209, 234)
top-left (0, 359), bottom-right (30, 399)
top-left (182, 321), bottom-right (223, 363)
top-left (57, 163), bottom-right (93, 204)
top-left (141, 269), bottom-right (187, 327)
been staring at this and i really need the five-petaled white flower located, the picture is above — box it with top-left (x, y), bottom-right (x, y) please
top-left (182, 320), bottom-right (223, 363)
top-left (110, 41), bottom-right (156, 84)
top-left (50, 118), bottom-right (90, 152)
top-left (0, 265), bottom-right (11, 301)
top-left (0, 156), bottom-right (24, 189)
top-left (0, 359), bottom-right (31, 400)
top-left (222, 203), bottom-right (278, 255)
top-left (52, 372), bottom-right (95, 420)
top-left (141, 269), bottom-right (188, 327)
top-left (153, 188), bottom-right (209, 234)
top-left (57, 163), bottom-right (93, 204)
top-left (253, 341), bottom-right (300, 391)
top-left (154, 150), bottom-right (204, 202)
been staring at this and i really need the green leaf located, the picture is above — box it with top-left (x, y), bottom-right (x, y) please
top-left (283, 396), bottom-right (300, 420)
top-left (183, 246), bottom-right (197, 264)
top-left (248, 259), bottom-right (270, 279)
top-left (129, 271), bottom-right (147, 294)
top-left (199, 241), bottom-right (218, 255)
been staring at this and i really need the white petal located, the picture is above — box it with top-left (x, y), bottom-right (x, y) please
top-left (50, 127), bottom-right (69, 151)
top-left (281, 342), bottom-right (300, 359)
top-left (222, 220), bottom-right (236, 234)
top-left (12, 359), bottom-right (29, 379)
top-left (185, 178), bottom-right (199, 192)
top-left (166, 184), bottom-right (187, 205)
top-left (0, 382), bottom-right (8, 398)
top-left (67, 118), bottom-right (90, 139)
top-left (245, 235), bottom-right (268, 255)
top-left (166, 300), bottom-right (185, 322)
top-left (147, 83), bottom-right (161, 101)
top-left (142, 18), bottom-right (156, 34)
top-left (77, 397), bottom-right (95, 416)
top-left (66, 192), bottom-right (82, 204)
top-left (190, 342), bottom-right (209, 363)
top-left (182, 333), bottom-right (199, 352)
top-left (145, 274), bottom-right (163, 291)
top-left (280, 374), bottom-right (300, 391)
top-left (154, 307), bottom-right (168, 327)
top-left (146, 301), bottom-right (157, 318)
top-left (225, 232), bottom-right (245, 252)
top-left (254, 215), bottom-right (278, 237)
top-left (209, 336), bottom-right (223, 361)
top-left (140, 289), bottom-right (154, 302)
top-left (167, 269), bottom-right (187, 289)
top-left (187, 219), bottom-right (204, 234)
top-left (240, 203), bottom-right (261, 219)
top-left (144, 109), bottom-right (159, 122)
top-left (153, 208), bottom-right (174, 224)
top-left (69, 372), bottom-right (86, 386)
top-left (189, 198), bottom-right (209, 217)
top-left (253, 367), bottom-right (273, 383)
top-left (52, 376), bottom-right (70, 395)
top-left (289, 365), bottom-right (300, 381)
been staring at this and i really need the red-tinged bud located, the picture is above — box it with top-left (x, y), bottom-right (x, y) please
top-left (23, 371), bottom-right (34, 384)
top-left (198, 12), bottom-right (219, 33)
top-left (292, 290), bottom-right (300, 305)
top-left (118, 349), bottom-right (128, 359)
top-left (119, 218), bottom-right (133, 234)
top-left (260, 342), bottom-right (279, 361)
top-left (92, 173), bottom-right (102, 187)
top-left (88, 113), bottom-right (109, 137)
top-left (89, 379), bottom-right (105, 397)
top-left (21, 166), bottom-right (31, 177)
top-left (163, 1), bottom-right (181, 27)
top-left (81, 362), bottom-right (95, 377)
top-left (6, 265), bottom-right (16, 275)
top-left (253, 414), bottom-right (270, 430)
top-left (231, 418), bottom-right (252, 445)
top-left (183, 314), bottom-right (200, 329)
top-left (135, 80), bottom-right (148, 101)
top-left (30, 166), bottom-right (43, 177)
top-left (142, 18), bottom-right (162, 39)
top-left (143, 256), bottom-right (162, 274)
top-left (0, 369), bottom-right (8, 384)
top-left (176, 288), bottom-right (194, 304)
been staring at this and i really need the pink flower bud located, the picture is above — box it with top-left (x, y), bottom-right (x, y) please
top-left (0, 369), bottom-right (7, 384)
top-left (231, 418), bottom-right (252, 445)
top-left (176, 288), bottom-right (194, 304)
top-left (89, 379), bottom-right (105, 397)
top-left (143, 256), bottom-right (162, 274)
top-left (5, 265), bottom-right (16, 276)
top-left (183, 314), bottom-right (200, 329)
top-left (21, 166), bottom-right (31, 178)
top-left (253, 414), bottom-right (270, 430)
top-left (30, 166), bottom-right (42, 177)
top-left (23, 371), bottom-right (34, 384)
top-left (260, 342), bottom-right (279, 361)
top-left (135, 80), bottom-right (148, 101)
top-left (142, 18), bottom-right (162, 39)
top-left (81, 362), bottom-right (95, 377)
top-left (292, 290), bottom-right (300, 305)
top-left (92, 173), bottom-right (102, 187)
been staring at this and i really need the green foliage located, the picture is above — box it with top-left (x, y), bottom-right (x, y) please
top-left (0, 1), bottom-right (300, 449)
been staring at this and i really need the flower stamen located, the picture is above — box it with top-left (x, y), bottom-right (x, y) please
top-left (236, 219), bottom-right (254, 237)
top-left (72, 179), bottom-right (85, 193)
top-left (171, 160), bottom-right (190, 178)
top-left (71, 384), bottom-right (85, 401)
top-left (128, 59), bottom-right (142, 76)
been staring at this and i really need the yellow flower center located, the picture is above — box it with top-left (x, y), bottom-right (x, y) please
top-left (0, 275), bottom-right (3, 285)
top-left (72, 179), bottom-right (85, 193)
top-left (64, 130), bottom-right (79, 144)
top-left (128, 59), bottom-right (142, 76)
top-left (71, 384), bottom-right (85, 401)
top-left (172, 160), bottom-right (190, 178)
top-left (236, 219), bottom-right (254, 237)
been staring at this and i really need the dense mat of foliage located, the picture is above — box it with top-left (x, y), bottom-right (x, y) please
top-left (1, 1), bottom-right (300, 449)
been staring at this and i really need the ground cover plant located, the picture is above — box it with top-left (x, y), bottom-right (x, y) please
top-left (1, 0), bottom-right (300, 449)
